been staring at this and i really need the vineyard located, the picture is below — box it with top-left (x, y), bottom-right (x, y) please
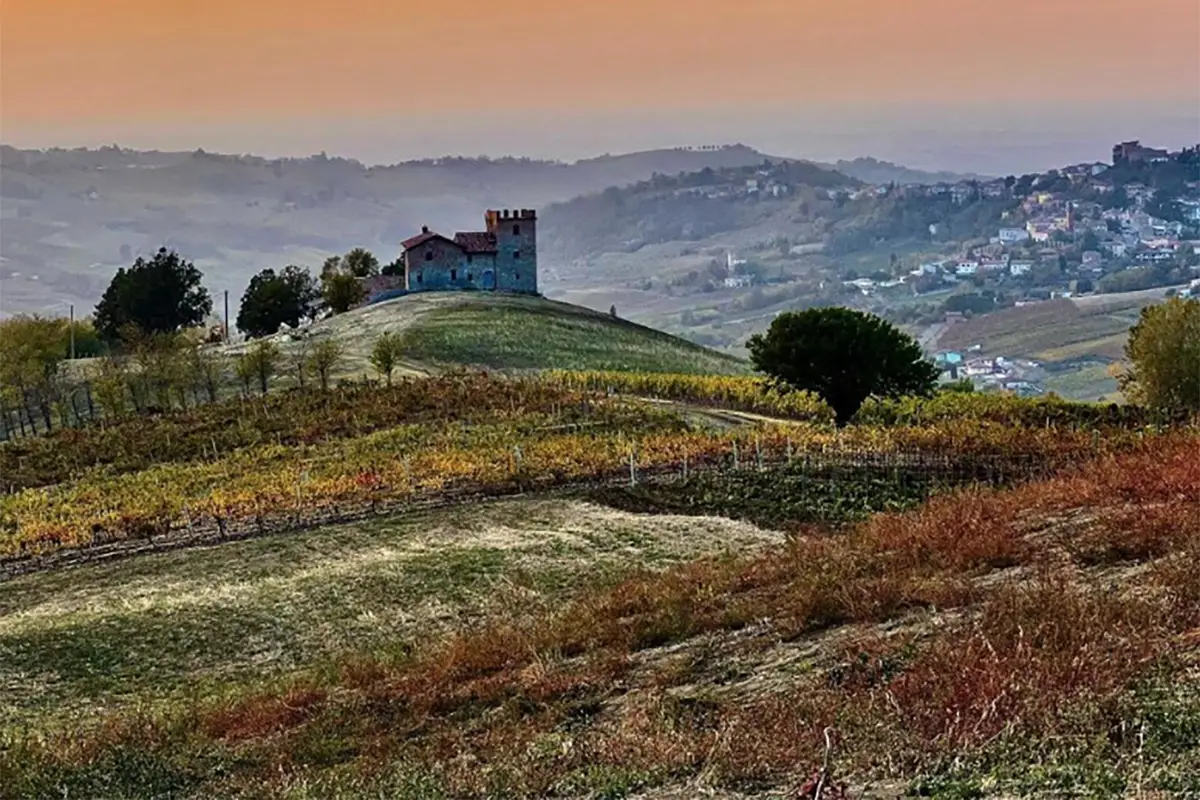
top-left (544, 369), bottom-right (1190, 428)
top-left (0, 387), bottom-right (1167, 570)
top-left (3, 369), bottom-right (1191, 571)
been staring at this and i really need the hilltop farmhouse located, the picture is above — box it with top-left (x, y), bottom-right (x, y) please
top-left (398, 209), bottom-right (539, 295)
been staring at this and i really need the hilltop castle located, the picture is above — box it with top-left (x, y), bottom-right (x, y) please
top-left (399, 209), bottom-right (538, 295)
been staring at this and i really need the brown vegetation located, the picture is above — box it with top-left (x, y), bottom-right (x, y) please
top-left (5, 433), bottom-right (1199, 796)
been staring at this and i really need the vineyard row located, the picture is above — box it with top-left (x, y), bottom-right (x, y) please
top-left (0, 421), bottom-right (1145, 564)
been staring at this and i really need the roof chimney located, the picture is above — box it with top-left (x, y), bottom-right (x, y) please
top-left (422, 225), bottom-right (429, 234)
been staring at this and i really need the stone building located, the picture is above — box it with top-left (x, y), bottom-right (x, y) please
top-left (399, 209), bottom-right (538, 295)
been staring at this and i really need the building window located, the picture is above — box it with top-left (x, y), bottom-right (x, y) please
top-left (513, 250), bottom-right (521, 260)
top-left (424, 250), bottom-right (433, 261)
top-left (515, 273), bottom-right (520, 281)
top-left (467, 272), bottom-right (473, 281)
top-left (417, 272), bottom-right (423, 284)
top-left (467, 254), bottom-right (473, 264)
top-left (450, 268), bottom-right (457, 281)
top-left (513, 224), bottom-right (520, 235)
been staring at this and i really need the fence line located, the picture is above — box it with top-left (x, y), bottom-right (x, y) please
top-left (0, 444), bottom-right (1073, 581)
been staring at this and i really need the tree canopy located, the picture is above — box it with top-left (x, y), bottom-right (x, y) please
top-left (94, 248), bottom-right (212, 342)
top-left (747, 307), bottom-right (939, 425)
top-left (1121, 297), bottom-right (1200, 414)
top-left (343, 248), bottom-right (381, 278)
top-left (237, 265), bottom-right (319, 338)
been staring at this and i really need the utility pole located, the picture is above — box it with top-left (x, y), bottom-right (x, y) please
top-left (224, 290), bottom-right (230, 342)
top-left (69, 304), bottom-right (76, 360)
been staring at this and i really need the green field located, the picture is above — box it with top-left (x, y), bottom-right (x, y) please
top-left (223, 293), bottom-right (751, 381)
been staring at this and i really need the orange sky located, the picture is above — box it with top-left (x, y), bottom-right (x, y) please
top-left (3, 0), bottom-right (1199, 131)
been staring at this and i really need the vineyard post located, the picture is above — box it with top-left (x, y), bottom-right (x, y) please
top-left (682, 452), bottom-right (689, 481)
top-left (786, 436), bottom-right (793, 464)
top-left (733, 439), bottom-right (740, 471)
top-left (295, 470), bottom-right (305, 524)
top-left (629, 448), bottom-right (637, 486)
top-left (755, 435), bottom-right (763, 471)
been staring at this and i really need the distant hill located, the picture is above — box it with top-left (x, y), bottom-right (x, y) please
top-left (0, 143), bottom-right (977, 317)
top-left (828, 157), bottom-right (992, 185)
top-left (226, 292), bottom-right (752, 378)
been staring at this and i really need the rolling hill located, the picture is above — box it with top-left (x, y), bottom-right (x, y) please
top-left (225, 292), bottom-right (753, 379)
top-left (0, 143), bottom-right (976, 317)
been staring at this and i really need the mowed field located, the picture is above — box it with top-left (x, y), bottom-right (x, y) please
top-left (0, 498), bottom-right (781, 733)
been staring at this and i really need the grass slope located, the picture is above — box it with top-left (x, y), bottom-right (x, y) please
top-left (248, 293), bottom-right (752, 379)
top-left (0, 498), bottom-right (782, 733)
top-left (938, 288), bottom-right (1179, 364)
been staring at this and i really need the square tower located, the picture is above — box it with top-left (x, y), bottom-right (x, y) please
top-left (485, 209), bottom-right (538, 294)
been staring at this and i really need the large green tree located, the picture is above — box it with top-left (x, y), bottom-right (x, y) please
top-left (747, 307), bottom-right (939, 425)
top-left (343, 247), bottom-right (380, 278)
top-left (94, 248), bottom-right (212, 342)
top-left (1121, 297), bottom-right (1200, 413)
top-left (237, 265), bottom-right (319, 338)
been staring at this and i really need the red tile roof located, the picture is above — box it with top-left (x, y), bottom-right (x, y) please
top-left (401, 230), bottom-right (460, 250)
top-left (453, 231), bottom-right (497, 253)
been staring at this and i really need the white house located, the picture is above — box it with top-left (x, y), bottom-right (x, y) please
top-left (1010, 261), bottom-right (1033, 276)
top-left (955, 261), bottom-right (980, 276)
top-left (998, 227), bottom-right (1030, 244)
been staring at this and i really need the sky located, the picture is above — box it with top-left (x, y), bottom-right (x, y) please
top-left (3, 0), bottom-right (1199, 173)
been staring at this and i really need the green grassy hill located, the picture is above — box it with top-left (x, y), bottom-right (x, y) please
top-left (232, 292), bottom-right (752, 379)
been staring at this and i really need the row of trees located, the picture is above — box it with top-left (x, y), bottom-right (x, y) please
top-left (0, 321), bottom-right (409, 439)
top-left (87, 245), bottom-right (394, 346)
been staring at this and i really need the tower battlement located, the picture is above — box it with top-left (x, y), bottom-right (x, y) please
top-left (485, 208), bottom-right (537, 230)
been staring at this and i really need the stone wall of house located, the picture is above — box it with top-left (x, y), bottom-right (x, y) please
top-left (405, 238), bottom-right (472, 292)
top-left (400, 209), bottom-right (539, 296)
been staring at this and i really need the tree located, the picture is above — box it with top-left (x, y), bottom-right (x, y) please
top-left (1121, 297), bottom-right (1200, 414)
top-left (127, 331), bottom-right (187, 411)
top-left (237, 340), bottom-right (280, 396)
top-left (94, 248), bottom-right (212, 342)
top-left (306, 339), bottom-right (343, 391)
top-left (322, 273), bottom-right (364, 314)
top-left (369, 332), bottom-right (404, 386)
top-left (186, 346), bottom-right (223, 404)
top-left (746, 308), bottom-right (939, 425)
top-left (343, 247), bottom-right (380, 278)
top-left (0, 315), bottom-right (67, 432)
top-left (237, 265), bottom-right (319, 338)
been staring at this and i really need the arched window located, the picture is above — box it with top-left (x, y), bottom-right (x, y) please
top-left (424, 250), bottom-right (433, 261)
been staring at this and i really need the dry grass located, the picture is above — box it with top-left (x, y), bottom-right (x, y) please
top-left (0, 498), bottom-right (782, 733)
top-left (6, 435), bottom-right (1200, 796)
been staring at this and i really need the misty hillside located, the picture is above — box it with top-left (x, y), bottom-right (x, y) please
top-left (0, 142), bottom-right (974, 316)
top-left (540, 160), bottom-right (862, 261)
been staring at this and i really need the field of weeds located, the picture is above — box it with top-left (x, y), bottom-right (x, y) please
top-left (3, 433), bottom-right (1199, 798)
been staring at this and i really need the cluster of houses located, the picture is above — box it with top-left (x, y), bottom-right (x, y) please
top-left (934, 350), bottom-right (1045, 397)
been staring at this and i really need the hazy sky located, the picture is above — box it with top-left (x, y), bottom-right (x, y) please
top-left (4, 0), bottom-right (1199, 171)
